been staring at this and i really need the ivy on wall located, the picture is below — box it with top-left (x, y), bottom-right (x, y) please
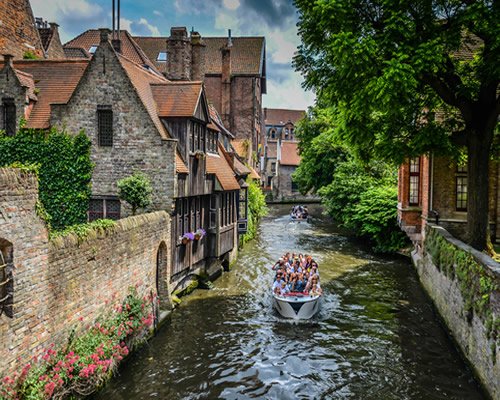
top-left (0, 128), bottom-right (93, 230)
top-left (425, 227), bottom-right (499, 345)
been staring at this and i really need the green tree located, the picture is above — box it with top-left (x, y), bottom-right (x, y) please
top-left (293, 106), bottom-right (347, 194)
top-left (294, 0), bottom-right (500, 250)
top-left (117, 172), bottom-right (153, 215)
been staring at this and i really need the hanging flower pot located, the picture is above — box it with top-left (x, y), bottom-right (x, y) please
top-left (194, 228), bottom-right (206, 241)
top-left (180, 232), bottom-right (194, 245)
top-left (194, 150), bottom-right (206, 160)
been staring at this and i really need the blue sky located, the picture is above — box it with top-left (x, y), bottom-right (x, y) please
top-left (31, 0), bottom-right (315, 110)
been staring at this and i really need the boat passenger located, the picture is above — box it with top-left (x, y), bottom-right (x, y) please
top-left (280, 281), bottom-right (290, 296)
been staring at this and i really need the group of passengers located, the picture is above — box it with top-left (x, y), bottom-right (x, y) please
top-left (291, 205), bottom-right (308, 219)
top-left (272, 252), bottom-right (322, 297)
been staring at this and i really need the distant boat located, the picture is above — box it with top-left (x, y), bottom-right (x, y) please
top-left (290, 205), bottom-right (309, 221)
top-left (273, 292), bottom-right (321, 319)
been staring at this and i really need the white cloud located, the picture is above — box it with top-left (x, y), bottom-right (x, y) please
top-left (264, 72), bottom-right (315, 110)
top-left (215, 11), bottom-right (239, 31)
top-left (119, 17), bottom-right (133, 32)
top-left (223, 0), bottom-right (240, 11)
top-left (153, 10), bottom-right (163, 17)
top-left (137, 18), bottom-right (161, 36)
top-left (31, 0), bottom-right (103, 20)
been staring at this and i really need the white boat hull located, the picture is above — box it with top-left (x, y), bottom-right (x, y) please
top-left (272, 293), bottom-right (321, 319)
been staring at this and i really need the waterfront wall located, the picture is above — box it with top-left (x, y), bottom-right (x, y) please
top-left (413, 225), bottom-right (500, 399)
top-left (0, 168), bottom-right (172, 377)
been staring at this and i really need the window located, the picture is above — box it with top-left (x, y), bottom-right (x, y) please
top-left (97, 106), bottom-right (113, 147)
top-left (2, 99), bottom-right (16, 136)
top-left (271, 162), bottom-right (276, 174)
top-left (157, 51), bottom-right (167, 61)
top-left (291, 181), bottom-right (298, 192)
top-left (270, 129), bottom-right (276, 139)
top-left (0, 240), bottom-right (14, 318)
top-left (209, 195), bottom-right (217, 229)
top-left (409, 157), bottom-right (420, 206)
top-left (89, 45), bottom-right (98, 54)
top-left (267, 176), bottom-right (272, 187)
top-left (88, 198), bottom-right (121, 221)
top-left (456, 164), bottom-right (467, 211)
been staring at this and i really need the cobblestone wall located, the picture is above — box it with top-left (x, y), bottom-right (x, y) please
top-left (0, 168), bottom-right (172, 378)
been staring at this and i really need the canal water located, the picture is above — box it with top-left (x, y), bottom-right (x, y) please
top-left (95, 205), bottom-right (485, 400)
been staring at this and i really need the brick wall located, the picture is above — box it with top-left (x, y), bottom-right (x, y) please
top-left (0, 0), bottom-right (43, 59)
top-left (0, 60), bottom-right (29, 133)
top-left (51, 40), bottom-right (177, 216)
top-left (0, 168), bottom-right (172, 378)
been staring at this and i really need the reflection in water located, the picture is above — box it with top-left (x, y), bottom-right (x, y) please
top-left (94, 205), bottom-right (485, 400)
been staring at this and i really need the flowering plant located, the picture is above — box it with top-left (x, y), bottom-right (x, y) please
top-left (193, 150), bottom-right (206, 160)
top-left (0, 287), bottom-right (154, 400)
top-left (180, 232), bottom-right (195, 244)
top-left (194, 228), bottom-right (206, 241)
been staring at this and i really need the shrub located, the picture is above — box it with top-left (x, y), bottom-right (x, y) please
top-left (241, 178), bottom-right (267, 244)
top-left (117, 172), bottom-right (153, 215)
top-left (0, 128), bottom-right (93, 230)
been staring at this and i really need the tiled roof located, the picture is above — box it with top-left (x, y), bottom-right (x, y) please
top-left (233, 156), bottom-right (250, 176)
top-left (132, 36), bottom-right (167, 74)
top-left (14, 69), bottom-right (37, 101)
top-left (64, 47), bottom-right (90, 59)
top-left (231, 139), bottom-right (248, 158)
top-left (9, 59), bottom-right (89, 129)
top-left (117, 53), bottom-right (170, 140)
top-left (280, 141), bottom-right (301, 166)
top-left (65, 30), bottom-right (159, 73)
top-left (204, 37), bottom-right (265, 76)
top-left (265, 108), bottom-right (305, 126)
top-left (151, 81), bottom-right (203, 117)
top-left (132, 35), bottom-right (265, 76)
top-left (248, 165), bottom-right (260, 180)
top-left (176, 153), bottom-right (188, 173)
top-left (206, 144), bottom-right (240, 190)
top-left (208, 103), bottom-right (232, 137)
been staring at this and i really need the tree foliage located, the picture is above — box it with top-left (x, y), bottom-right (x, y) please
top-left (319, 158), bottom-right (408, 253)
top-left (0, 128), bottom-right (93, 230)
top-left (294, 0), bottom-right (500, 250)
top-left (292, 107), bottom-right (347, 194)
top-left (117, 172), bottom-right (153, 215)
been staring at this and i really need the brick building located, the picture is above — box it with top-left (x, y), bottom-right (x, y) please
top-left (397, 156), bottom-right (500, 243)
top-left (0, 26), bottom-right (249, 290)
top-left (132, 28), bottom-right (267, 166)
top-left (262, 108), bottom-right (315, 202)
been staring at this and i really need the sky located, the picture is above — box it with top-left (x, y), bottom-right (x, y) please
top-left (30, 0), bottom-right (315, 111)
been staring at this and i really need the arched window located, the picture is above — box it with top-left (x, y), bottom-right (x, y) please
top-left (270, 128), bottom-right (276, 139)
top-left (156, 241), bottom-right (169, 309)
top-left (0, 239), bottom-right (14, 318)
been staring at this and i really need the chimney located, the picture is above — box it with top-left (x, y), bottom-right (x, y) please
top-left (3, 54), bottom-right (14, 68)
top-left (99, 28), bottom-right (111, 44)
top-left (221, 35), bottom-right (232, 128)
top-left (167, 27), bottom-right (191, 81)
top-left (190, 31), bottom-right (206, 81)
top-left (228, 29), bottom-right (233, 47)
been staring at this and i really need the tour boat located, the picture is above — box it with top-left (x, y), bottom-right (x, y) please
top-left (272, 292), bottom-right (321, 319)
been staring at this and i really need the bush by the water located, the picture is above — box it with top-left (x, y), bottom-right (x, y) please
top-left (241, 178), bottom-right (267, 244)
top-left (318, 159), bottom-right (408, 253)
top-left (117, 172), bottom-right (153, 215)
top-left (0, 287), bottom-right (154, 400)
top-left (0, 128), bottom-right (93, 230)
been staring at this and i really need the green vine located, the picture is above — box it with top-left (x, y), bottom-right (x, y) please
top-left (425, 227), bottom-right (499, 343)
top-left (0, 127), bottom-right (93, 230)
top-left (50, 219), bottom-right (117, 241)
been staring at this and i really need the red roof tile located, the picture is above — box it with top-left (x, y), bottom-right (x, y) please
top-left (206, 144), bottom-right (240, 190)
top-left (231, 139), bottom-right (249, 159)
top-left (9, 59), bottom-right (89, 129)
top-left (14, 69), bottom-right (37, 101)
top-left (132, 36), bottom-right (167, 74)
top-left (151, 82), bottom-right (203, 117)
top-left (65, 30), bottom-right (159, 73)
top-left (280, 141), bottom-right (301, 166)
top-left (265, 108), bottom-right (305, 126)
top-left (176, 153), bottom-right (188, 173)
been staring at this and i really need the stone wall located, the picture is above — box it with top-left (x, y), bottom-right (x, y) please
top-left (0, 168), bottom-right (172, 378)
top-left (413, 225), bottom-right (500, 399)
top-left (51, 40), bottom-right (177, 216)
top-left (0, 60), bottom-right (29, 134)
top-left (272, 165), bottom-right (318, 203)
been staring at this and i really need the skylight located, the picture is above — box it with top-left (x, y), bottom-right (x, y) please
top-left (157, 51), bottom-right (167, 62)
top-left (89, 45), bottom-right (98, 54)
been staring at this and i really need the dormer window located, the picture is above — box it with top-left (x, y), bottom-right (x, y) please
top-left (89, 45), bottom-right (98, 54)
top-left (270, 128), bottom-right (276, 139)
top-left (157, 52), bottom-right (167, 62)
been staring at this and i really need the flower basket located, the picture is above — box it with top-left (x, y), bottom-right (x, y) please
top-left (180, 232), bottom-right (194, 245)
top-left (194, 150), bottom-right (206, 160)
top-left (194, 228), bottom-right (206, 241)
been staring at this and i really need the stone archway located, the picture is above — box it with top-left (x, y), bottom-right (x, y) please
top-left (156, 241), bottom-right (169, 310)
top-left (0, 238), bottom-right (14, 318)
